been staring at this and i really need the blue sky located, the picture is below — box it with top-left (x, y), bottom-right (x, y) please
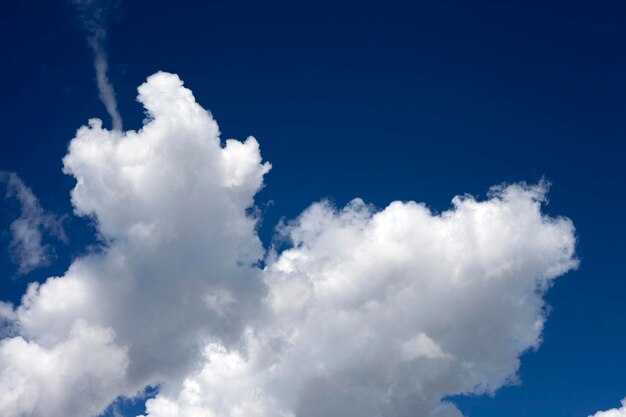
top-left (0, 1), bottom-right (625, 416)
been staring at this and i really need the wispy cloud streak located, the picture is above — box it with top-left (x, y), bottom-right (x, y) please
top-left (0, 172), bottom-right (67, 275)
top-left (71, 0), bottom-right (122, 131)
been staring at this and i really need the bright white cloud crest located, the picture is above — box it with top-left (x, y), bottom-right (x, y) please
top-left (0, 72), bottom-right (578, 417)
top-left (590, 400), bottom-right (626, 417)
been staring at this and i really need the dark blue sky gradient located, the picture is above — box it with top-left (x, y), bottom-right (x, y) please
top-left (1, 1), bottom-right (625, 416)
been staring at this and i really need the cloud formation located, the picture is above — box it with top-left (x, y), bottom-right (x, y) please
top-left (71, 0), bottom-right (123, 131)
top-left (0, 72), bottom-right (269, 417)
top-left (142, 183), bottom-right (578, 417)
top-left (0, 72), bottom-right (578, 417)
top-left (590, 399), bottom-right (626, 417)
top-left (1, 172), bottom-right (67, 275)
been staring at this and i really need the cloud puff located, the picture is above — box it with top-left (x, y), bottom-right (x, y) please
top-left (0, 72), bottom-right (578, 417)
top-left (1, 71), bottom-right (270, 417)
top-left (590, 400), bottom-right (626, 417)
top-left (142, 183), bottom-right (578, 417)
top-left (0, 320), bottom-right (127, 417)
top-left (0, 172), bottom-right (67, 275)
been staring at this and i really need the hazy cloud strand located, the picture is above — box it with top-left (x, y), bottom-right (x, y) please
top-left (0, 172), bottom-right (67, 275)
top-left (71, 0), bottom-right (122, 131)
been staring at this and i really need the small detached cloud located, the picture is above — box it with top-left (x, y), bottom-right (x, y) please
top-left (0, 172), bottom-right (67, 275)
top-left (590, 399), bottom-right (626, 417)
top-left (0, 72), bottom-right (579, 417)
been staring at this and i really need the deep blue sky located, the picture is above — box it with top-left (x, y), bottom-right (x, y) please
top-left (1, 1), bottom-right (625, 416)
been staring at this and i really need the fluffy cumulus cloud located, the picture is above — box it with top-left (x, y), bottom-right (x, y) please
top-left (590, 400), bottom-right (626, 417)
top-left (0, 72), bottom-right (579, 417)
top-left (1, 72), bottom-right (269, 417)
top-left (0, 320), bottom-right (127, 417)
top-left (142, 183), bottom-right (578, 417)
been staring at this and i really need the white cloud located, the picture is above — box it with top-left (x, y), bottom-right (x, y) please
top-left (1, 172), bottom-right (67, 275)
top-left (0, 72), bottom-right (270, 417)
top-left (590, 400), bottom-right (626, 417)
top-left (142, 182), bottom-right (578, 417)
top-left (0, 72), bottom-right (579, 417)
top-left (0, 320), bottom-right (127, 417)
